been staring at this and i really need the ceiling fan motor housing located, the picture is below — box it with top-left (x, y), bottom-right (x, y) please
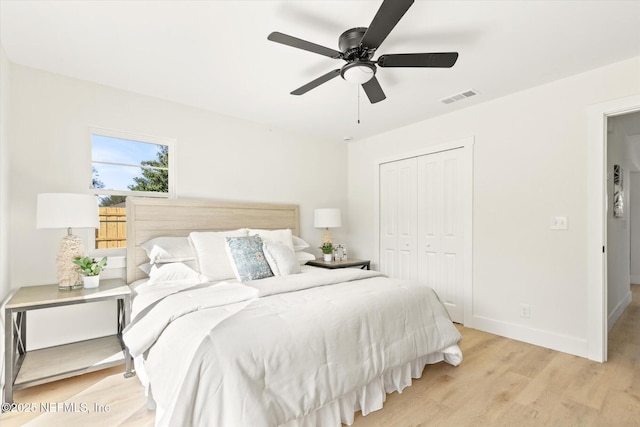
top-left (339, 27), bottom-right (374, 61)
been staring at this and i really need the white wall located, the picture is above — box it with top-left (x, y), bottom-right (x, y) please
top-left (348, 56), bottom-right (640, 358)
top-left (0, 47), bottom-right (10, 297)
top-left (606, 115), bottom-right (634, 327)
top-left (0, 43), bottom-right (12, 398)
top-left (8, 64), bottom-right (347, 350)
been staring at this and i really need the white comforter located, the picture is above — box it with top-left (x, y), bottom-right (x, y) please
top-left (124, 267), bottom-right (461, 427)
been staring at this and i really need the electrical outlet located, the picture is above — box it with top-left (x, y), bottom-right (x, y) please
top-left (520, 304), bottom-right (530, 318)
top-left (550, 216), bottom-right (568, 230)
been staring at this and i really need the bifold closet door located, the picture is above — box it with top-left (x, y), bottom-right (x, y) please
top-left (379, 158), bottom-right (417, 281)
top-left (417, 149), bottom-right (464, 323)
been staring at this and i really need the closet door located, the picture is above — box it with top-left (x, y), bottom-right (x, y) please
top-left (379, 158), bottom-right (417, 280)
top-left (417, 149), bottom-right (464, 322)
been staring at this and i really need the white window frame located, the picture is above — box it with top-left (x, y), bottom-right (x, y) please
top-left (89, 126), bottom-right (176, 199)
top-left (89, 126), bottom-right (176, 254)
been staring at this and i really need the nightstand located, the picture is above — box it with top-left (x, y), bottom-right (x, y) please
top-left (3, 278), bottom-right (133, 404)
top-left (307, 258), bottom-right (371, 270)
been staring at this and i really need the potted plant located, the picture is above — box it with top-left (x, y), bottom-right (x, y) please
top-left (319, 242), bottom-right (334, 262)
top-left (73, 256), bottom-right (108, 289)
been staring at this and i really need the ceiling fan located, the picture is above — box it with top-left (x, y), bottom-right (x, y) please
top-left (267, 0), bottom-right (459, 104)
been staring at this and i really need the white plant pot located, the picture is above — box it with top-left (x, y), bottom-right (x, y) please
top-left (82, 275), bottom-right (100, 289)
top-left (323, 253), bottom-right (333, 262)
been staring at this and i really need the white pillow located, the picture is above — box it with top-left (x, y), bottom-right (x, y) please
top-left (134, 262), bottom-right (208, 294)
top-left (141, 236), bottom-right (197, 266)
top-left (137, 262), bottom-right (152, 275)
top-left (189, 229), bottom-right (249, 281)
top-left (248, 229), bottom-right (295, 254)
top-left (292, 235), bottom-right (310, 251)
top-left (295, 251), bottom-right (316, 265)
top-left (148, 262), bottom-right (208, 286)
top-left (263, 241), bottom-right (301, 276)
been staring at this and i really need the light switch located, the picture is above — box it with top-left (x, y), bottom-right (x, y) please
top-left (551, 216), bottom-right (568, 230)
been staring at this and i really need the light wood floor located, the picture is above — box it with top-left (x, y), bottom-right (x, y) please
top-left (3, 285), bottom-right (639, 427)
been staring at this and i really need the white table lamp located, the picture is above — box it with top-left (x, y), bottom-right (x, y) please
top-left (37, 193), bottom-right (99, 290)
top-left (314, 208), bottom-right (341, 245)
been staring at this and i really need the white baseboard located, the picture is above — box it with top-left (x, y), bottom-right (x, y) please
top-left (608, 290), bottom-right (632, 331)
top-left (465, 315), bottom-right (588, 358)
top-left (630, 275), bottom-right (640, 285)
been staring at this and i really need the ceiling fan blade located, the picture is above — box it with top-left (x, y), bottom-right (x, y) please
top-left (377, 52), bottom-right (459, 68)
top-left (360, 0), bottom-right (414, 51)
top-left (362, 77), bottom-right (386, 103)
top-left (268, 32), bottom-right (343, 59)
top-left (291, 69), bottom-right (341, 95)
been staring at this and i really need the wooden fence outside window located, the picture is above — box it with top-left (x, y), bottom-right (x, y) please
top-left (96, 207), bottom-right (126, 248)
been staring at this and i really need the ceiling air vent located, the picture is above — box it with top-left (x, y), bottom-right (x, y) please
top-left (441, 89), bottom-right (479, 105)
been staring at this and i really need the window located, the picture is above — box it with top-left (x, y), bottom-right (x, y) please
top-left (90, 127), bottom-right (175, 249)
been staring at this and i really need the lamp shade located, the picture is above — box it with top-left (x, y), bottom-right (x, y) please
top-left (314, 208), bottom-right (341, 228)
top-left (36, 193), bottom-right (99, 229)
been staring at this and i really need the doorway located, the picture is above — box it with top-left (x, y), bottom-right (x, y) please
top-left (606, 111), bottom-right (640, 350)
top-left (587, 94), bottom-right (640, 362)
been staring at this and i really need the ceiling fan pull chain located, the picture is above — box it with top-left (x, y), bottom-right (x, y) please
top-left (357, 85), bottom-right (361, 124)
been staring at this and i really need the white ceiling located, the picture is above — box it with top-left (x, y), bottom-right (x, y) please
top-left (1, 0), bottom-right (639, 142)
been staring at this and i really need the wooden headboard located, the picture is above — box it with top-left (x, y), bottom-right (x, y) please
top-left (126, 197), bottom-right (300, 283)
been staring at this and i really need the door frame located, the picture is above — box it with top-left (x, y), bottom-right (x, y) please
top-left (373, 136), bottom-right (474, 325)
top-left (587, 94), bottom-right (640, 362)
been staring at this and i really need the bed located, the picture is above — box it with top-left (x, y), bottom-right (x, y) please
top-left (122, 197), bottom-right (462, 427)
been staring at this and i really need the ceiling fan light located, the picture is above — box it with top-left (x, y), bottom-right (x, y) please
top-left (341, 62), bottom-right (376, 84)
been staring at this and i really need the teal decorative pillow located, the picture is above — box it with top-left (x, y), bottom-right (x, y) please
top-left (225, 236), bottom-right (274, 281)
